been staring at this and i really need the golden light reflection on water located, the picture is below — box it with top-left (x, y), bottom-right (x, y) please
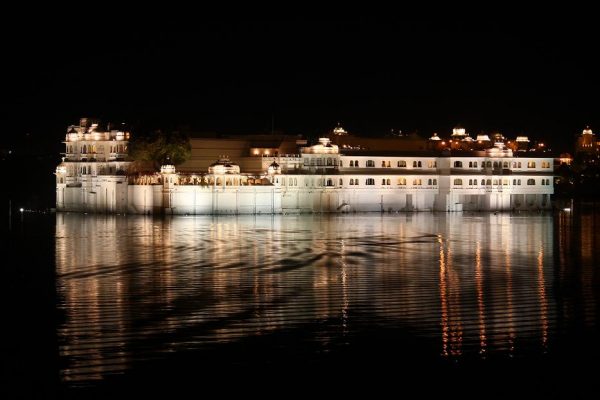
top-left (55, 212), bottom-right (583, 382)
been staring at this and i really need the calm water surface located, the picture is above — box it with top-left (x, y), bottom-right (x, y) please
top-left (49, 211), bottom-right (599, 386)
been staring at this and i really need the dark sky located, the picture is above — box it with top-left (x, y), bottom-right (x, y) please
top-left (5, 19), bottom-right (599, 151)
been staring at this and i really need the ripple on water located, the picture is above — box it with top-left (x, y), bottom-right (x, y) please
top-left (52, 212), bottom-right (599, 383)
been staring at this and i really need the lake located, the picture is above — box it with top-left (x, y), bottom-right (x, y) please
top-left (4, 209), bottom-right (600, 397)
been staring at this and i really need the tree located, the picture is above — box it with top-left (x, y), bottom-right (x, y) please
top-left (129, 130), bottom-right (192, 171)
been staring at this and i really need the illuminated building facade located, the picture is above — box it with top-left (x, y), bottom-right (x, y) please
top-left (55, 121), bottom-right (554, 213)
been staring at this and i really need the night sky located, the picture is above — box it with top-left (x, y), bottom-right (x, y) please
top-left (6, 19), bottom-right (599, 144)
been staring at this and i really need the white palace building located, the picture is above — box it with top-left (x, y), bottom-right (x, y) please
top-left (55, 119), bottom-right (554, 214)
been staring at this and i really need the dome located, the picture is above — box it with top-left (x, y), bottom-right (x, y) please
top-left (429, 133), bottom-right (441, 141)
top-left (208, 157), bottom-right (240, 174)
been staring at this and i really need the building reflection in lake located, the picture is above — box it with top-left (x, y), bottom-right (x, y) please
top-left (55, 211), bottom-right (596, 382)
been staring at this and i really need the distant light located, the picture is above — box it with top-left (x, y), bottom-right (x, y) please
top-left (563, 207), bottom-right (571, 212)
top-left (19, 208), bottom-right (24, 212)
top-left (441, 141), bottom-right (446, 145)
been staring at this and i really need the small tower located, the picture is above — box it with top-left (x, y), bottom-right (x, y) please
top-left (515, 135), bottom-right (530, 152)
top-left (161, 164), bottom-right (178, 211)
top-left (332, 122), bottom-right (348, 136)
top-left (576, 126), bottom-right (597, 154)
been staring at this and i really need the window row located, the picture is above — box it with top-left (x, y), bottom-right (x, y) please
top-left (348, 160), bottom-right (436, 168)
top-left (347, 178), bottom-right (438, 186)
top-left (452, 160), bottom-right (551, 169)
top-left (452, 178), bottom-right (551, 186)
top-left (303, 158), bottom-right (339, 166)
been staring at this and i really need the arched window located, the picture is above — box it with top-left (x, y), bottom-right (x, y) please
top-left (387, 161), bottom-right (391, 167)
top-left (518, 179), bottom-right (521, 185)
top-left (366, 160), bottom-right (375, 167)
top-left (486, 161), bottom-right (492, 167)
top-left (355, 160), bottom-right (359, 167)
top-left (493, 179), bottom-right (498, 185)
top-left (387, 178), bottom-right (391, 185)
top-left (481, 179), bottom-right (485, 185)
top-left (339, 178), bottom-right (343, 186)
top-left (418, 161), bottom-right (422, 167)
top-left (413, 179), bottom-right (422, 185)
top-left (397, 178), bottom-right (406, 185)
top-left (433, 179), bottom-right (437, 185)
top-left (413, 161), bottom-right (417, 168)
top-left (503, 179), bottom-right (508, 185)
top-left (527, 179), bottom-right (535, 185)
top-left (503, 161), bottom-right (509, 168)
top-left (327, 158), bottom-right (332, 166)
top-left (468, 161), bottom-right (473, 168)
top-left (468, 179), bottom-right (472, 185)
top-left (454, 161), bottom-right (463, 168)
top-left (349, 179), bottom-right (354, 185)
top-left (398, 160), bottom-right (406, 167)
top-left (513, 179), bottom-right (517, 185)
top-left (381, 161), bottom-right (386, 167)
top-left (350, 160), bottom-right (354, 167)
top-left (366, 178), bottom-right (375, 185)
top-left (326, 178), bottom-right (333, 186)
top-left (82, 145), bottom-right (87, 154)
top-left (486, 179), bottom-right (492, 185)
top-left (428, 179), bottom-right (432, 185)
top-left (454, 179), bottom-right (463, 185)
top-left (493, 161), bottom-right (499, 168)
top-left (473, 161), bottom-right (478, 168)
top-left (382, 178), bottom-right (386, 185)
top-left (527, 161), bottom-right (536, 168)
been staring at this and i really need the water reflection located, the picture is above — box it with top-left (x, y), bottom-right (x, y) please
top-left (54, 212), bottom-right (596, 382)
